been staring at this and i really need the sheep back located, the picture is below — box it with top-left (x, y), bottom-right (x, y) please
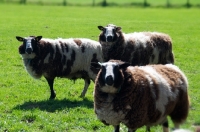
top-left (123, 32), bottom-right (174, 65)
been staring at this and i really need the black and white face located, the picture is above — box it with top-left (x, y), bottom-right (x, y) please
top-left (24, 38), bottom-right (33, 54)
top-left (92, 61), bottom-right (130, 93)
top-left (97, 61), bottom-right (131, 86)
top-left (98, 25), bottom-right (122, 42)
top-left (101, 62), bottom-right (119, 86)
top-left (16, 36), bottom-right (42, 54)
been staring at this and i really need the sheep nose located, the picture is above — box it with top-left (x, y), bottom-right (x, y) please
top-left (26, 48), bottom-right (33, 54)
top-left (106, 36), bottom-right (113, 42)
top-left (105, 75), bottom-right (114, 86)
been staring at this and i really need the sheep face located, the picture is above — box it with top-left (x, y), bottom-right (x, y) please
top-left (92, 61), bottom-right (130, 93)
top-left (98, 25), bottom-right (121, 43)
top-left (16, 36), bottom-right (42, 57)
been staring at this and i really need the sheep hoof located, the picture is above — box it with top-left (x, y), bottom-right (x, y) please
top-left (49, 94), bottom-right (56, 100)
top-left (80, 94), bottom-right (85, 98)
top-left (49, 97), bottom-right (55, 100)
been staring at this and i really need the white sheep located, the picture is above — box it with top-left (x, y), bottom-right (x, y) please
top-left (92, 60), bottom-right (189, 132)
top-left (16, 36), bottom-right (103, 99)
top-left (98, 24), bottom-right (174, 66)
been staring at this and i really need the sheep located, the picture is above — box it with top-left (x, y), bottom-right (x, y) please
top-left (92, 60), bottom-right (189, 132)
top-left (98, 24), bottom-right (174, 66)
top-left (16, 36), bottom-right (103, 99)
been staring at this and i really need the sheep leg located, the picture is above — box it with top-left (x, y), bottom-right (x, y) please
top-left (113, 125), bottom-right (120, 132)
top-left (162, 119), bottom-right (169, 132)
top-left (80, 78), bottom-right (90, 98)
top-left (173, 122), bottom-right (180, 130)
top-left (128, 128), bottom-right (136, 132)
top-left (45, 77), bottom-right (56, 100)
top-left (171, 122), bottom-right (180, 132)
top-left (146, 126), bottom-right (150, 132)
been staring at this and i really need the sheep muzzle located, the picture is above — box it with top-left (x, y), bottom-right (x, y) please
top-left (106, 36), bottom-right (113, 42)
top-left (25, 48), bottom-right (33, 54)
top-left (105, 75), bottom-right (114, 86)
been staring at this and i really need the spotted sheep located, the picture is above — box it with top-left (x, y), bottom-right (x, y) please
top-left (98, 24), bottom-right (174, 66)
top-left (16, 36), bottom-right (103, 99)
top-left (92, 60), bottom-right (189, 132)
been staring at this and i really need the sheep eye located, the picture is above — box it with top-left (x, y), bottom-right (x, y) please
top-left (101, 66), bottom-right (106, 71)
top-left (113, 65), bottom-right (119, 72)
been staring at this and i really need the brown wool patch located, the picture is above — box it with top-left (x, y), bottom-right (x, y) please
top-left (121, 42), bottom-right (135, 62)
top-left (73, 39), bottom-right (82, 46)
top-left (63, 51), bottom-right (76, 76)
top-left (90, 53), bottom-right (100, 74)
top-left (59, 41), bottom-right (63, 45)
top-left (140, 40), bottom-right (153, 65)
top-left (150, 33), bottom-right (172, 50)
top-left (128, 39), bottom-right (136, 45)
top-left (131, 67), bottom-right (160, 100)
top-left (39, 40), bottom-right (46, 45)
top-left (148, 33), bottom-right (173, 64)
top-left (143, 32), bottom-right (153, 36)
top-left (153, 65), bottom-right (184, 91)
top-left (122, 67), bottom-right (163, 127)
top-left (168, 89), bottom-right (189, 123)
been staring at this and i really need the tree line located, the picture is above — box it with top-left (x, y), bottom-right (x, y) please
top-left (19, 0), bottom-right (192, 7)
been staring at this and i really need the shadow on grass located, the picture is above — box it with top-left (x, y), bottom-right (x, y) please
top-left (13, 98), bottom-right (93, 112)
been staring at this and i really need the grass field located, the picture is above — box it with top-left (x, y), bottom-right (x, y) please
top-left (0, 3), bottom-right (200, 132)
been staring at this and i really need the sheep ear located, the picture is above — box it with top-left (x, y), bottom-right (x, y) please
top-left (16, 36), bottom-right (24, 42)
top-left (35, 36), bottom-right (42, 41)
top-left (91, 62), bottom-right (102, 69)
top-left (116, 26), bottom-right (122, 32)
top-left (98, 26), bottom-right (104, 31)
top-left (119, 62), bottom-right (130, 69)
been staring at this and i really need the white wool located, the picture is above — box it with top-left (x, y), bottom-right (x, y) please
top-left (124, 32), bottom-right (151, 48)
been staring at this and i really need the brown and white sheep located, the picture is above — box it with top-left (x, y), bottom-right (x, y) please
top-left (92, 60), bottom-right (189, 132)
top-left (16, 36), bottom-right (103, 99)
top-left (98, 24), bottom-right (174, 66)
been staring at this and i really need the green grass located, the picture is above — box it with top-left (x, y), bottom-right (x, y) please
top-left (0, 3), bottom-right (200, 131)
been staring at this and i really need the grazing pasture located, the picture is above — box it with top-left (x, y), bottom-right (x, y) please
top-left (0, 3), bottom-right (200, 131)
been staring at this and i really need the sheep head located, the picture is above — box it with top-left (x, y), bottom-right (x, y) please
top-left (92, 60), bottom-right (130, 93)
top-left (16, 36), bottom-right (42, 55)
top-left (98, 24), bottom-right (122, 43)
